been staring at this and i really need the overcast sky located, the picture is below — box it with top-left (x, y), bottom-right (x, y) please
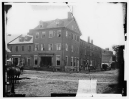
top-left (6, 2), bottom-right (125, 50)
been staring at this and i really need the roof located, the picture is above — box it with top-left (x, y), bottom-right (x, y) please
top-left (8, 35), bottom-right (33, 44)
top-left (7, 34), bottom-right (21, 44)
top-left (31, 14), bottom-right (82, 35)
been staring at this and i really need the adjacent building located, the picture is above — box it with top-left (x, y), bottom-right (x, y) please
top-left (101, 48), bottom-right (113, 67)
top-left (79, 38), bottom-right (102, 71)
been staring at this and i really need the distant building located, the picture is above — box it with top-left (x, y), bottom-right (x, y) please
top-left (101, 49), bottom-right (113, 66)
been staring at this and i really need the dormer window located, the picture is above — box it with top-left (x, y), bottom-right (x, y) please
top-left (56, 20), bottom-right (59, 26)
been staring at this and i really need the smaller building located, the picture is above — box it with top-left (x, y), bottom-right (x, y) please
top-left (101, 49), bottom-right (113, 67)
top-left (7, 34), bottom-right (34, 69)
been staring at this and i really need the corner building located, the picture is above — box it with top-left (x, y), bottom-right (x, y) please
top-left (26, 12), bottom-right (81, 71)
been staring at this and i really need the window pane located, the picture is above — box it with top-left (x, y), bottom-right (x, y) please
top-left (35, 32), bottom-right (39, 39)
top-left (42, 32), bottom-right (45, 38)
top-left (49, 31), bottom-right (53, 38)
top-left (57, 30), bottom-right (61, 37)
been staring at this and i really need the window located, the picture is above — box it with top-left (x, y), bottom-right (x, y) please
top-left (56, 43), bottom-right (61, 50)
top-left (35, 43), bottom-right (39, 51)
top-left (34, 55), bottom-right (38, 65)
top-left (41, 44), bottom-right (45, 51)
top-left (28, 45), bottom-right (31, 51)
top-left (22, 46), bottom-right (24, 51)
top-left (57, 30), bottom-right (61, 37)
top-left (66, 31), bottom-right (68, 37)
top-left (71, 33), bottom-right (73, 39)
top-left (49, 30), bottom-right (53, 38)
top-left (71, 57), bottom-right (73, 66)
top-left (35, 32), bottom-right (39, 39)
top-left (73, 34), bottom-right (75, 40)
top-left (66, 44), bottom-right (68, 51)
top-left (56, 55), bottom-right (61, 66)
top-left (16, 46), bottom-right (18, 52)
top-left (41, 32), bottom-right (46, 38)
top-left (74, 57), bottom-right (76, 66)
top-left (74, 35), bottom-right (76, 40)
top-left (71, 45), bottom-right (73, 52)
top-left (72, 25), bottom-right (74, 30)
top-left (10, 46), bottom-right (12, 51)
top-left (65, 56), bottom-right (68, 66)
top-left (48, 44), bottom-right (53, 51)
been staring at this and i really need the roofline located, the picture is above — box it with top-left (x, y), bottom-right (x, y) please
top-left (8, 34), bottom-right (22, 44)
top-left (29, 26), bottom-right (65, 31)
top-left (73, 17), bottom-right (82, 36)
top-left (8, 43), bottom-right (33, 45)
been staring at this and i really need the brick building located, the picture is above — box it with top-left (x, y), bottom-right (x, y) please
top-left (79, 38), bottom-right (102, 71)
top-left (8, 12), bottom-right (81, 71)
top-left (7, 35), bottom-right (34, 68)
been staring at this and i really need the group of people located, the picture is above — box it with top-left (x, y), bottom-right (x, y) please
top-left (80, 61), bottom-right (92, 72)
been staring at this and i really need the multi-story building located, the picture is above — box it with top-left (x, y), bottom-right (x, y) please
top-left (7, 35), bottom-right (34, 68)
top-left (79, 38), bottom-right (102, 71)
top-left (8, 12), bottom-right (82, 71)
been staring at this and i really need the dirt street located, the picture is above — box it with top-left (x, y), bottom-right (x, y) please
top-left (14, 69), bottom-right (119, 97)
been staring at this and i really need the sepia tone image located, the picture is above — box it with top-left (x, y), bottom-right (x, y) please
top-left (3, 2), bottom-right (126, 97)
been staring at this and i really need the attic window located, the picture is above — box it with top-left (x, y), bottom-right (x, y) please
top-left (39, 25), bottom-right (42, 28)
top-left (56, 20), bottom-right (59, 26)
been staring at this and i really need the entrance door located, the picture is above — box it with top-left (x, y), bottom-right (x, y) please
top-left (40, 56), bottom-right (52, 67)
top-left (13, 58), bottom-right (18, 66)
top-left (27, 58), bottom-right (30, 66)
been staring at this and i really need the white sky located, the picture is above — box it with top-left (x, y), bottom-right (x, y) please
top-left (6, 2), bottom-right (125, 50)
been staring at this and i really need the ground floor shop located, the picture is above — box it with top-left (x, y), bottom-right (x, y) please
top-left (8, 53), bottom-right (101, 72)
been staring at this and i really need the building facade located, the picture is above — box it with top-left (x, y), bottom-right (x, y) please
top-left (7, 12), bottom-right (103, 72)
top-left (8, 12), bottom-right (81, 71)
top-left (79, 39), bottom-right (102, 71)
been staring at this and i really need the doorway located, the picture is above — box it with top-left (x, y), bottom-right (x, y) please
top-left (13, 58), bottom-right (18, 66)
top-left (40, 56), bottom-right (52, 67)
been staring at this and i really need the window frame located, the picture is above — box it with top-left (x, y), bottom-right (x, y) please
top-left (65, 56), bottom-right (68, 66)
top-left (41, 31), bottom-right (46, 38)
top-left (35, 32), bottom-right (39, 39)
top-left (49, 30), bottom-right (53, 38)
top-left (16, 46), bottom-right (18, 52)
top-left (57, 30), bottom-right (61, 37)
top-left (35, 43), bottom-right (39, 51)
top-left (22, 46), bottom-right (24, 51)
top-left (71, 45), bottom-right (73, 52)
top-left (56, 55), bottom-right (61, 66)
top-left (48, 44), bottom-right (53, 51)
top-left (66, 43), bottom-right (68, 51)
top-left (28, 45), bottom-right (31, 51)
top-left (66, 31), bottom-right (68, 37)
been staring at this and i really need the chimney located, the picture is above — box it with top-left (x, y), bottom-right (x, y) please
top-left (68, 12), bottom-right (73, 21)
top-left (88, 36), bottom-right (90, 43)
top-left (105, 48), bottom-right (109, 51)
top-left (91, 39), bottom-right (93, 44)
